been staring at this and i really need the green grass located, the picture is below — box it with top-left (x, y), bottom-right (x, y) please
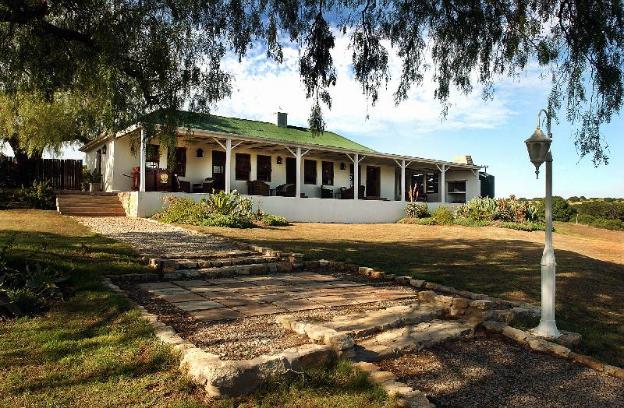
top-left (0, 210), bottom-right (393, 407)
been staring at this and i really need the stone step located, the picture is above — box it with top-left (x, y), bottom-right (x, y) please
top-left (61, 211), bottom-right (126, 217)
top-left (154, 250), bottom-right (258, 260)
top-left (326, 304), bottom-right (445, 338)
top-left (353, 320), bottom-right (476, 362)
top-left (164, 262), bottom-right (291, 279)
top-left (57, 194), bottom-right (125, 217)
top-left (173, 255), bottom-right (281, 270)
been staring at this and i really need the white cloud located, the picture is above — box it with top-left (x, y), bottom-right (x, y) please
top-left (213, 31), bottom-right (550, 140)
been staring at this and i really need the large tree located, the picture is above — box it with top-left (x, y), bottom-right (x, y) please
top-left (1, 1), bottom-right (622, 164)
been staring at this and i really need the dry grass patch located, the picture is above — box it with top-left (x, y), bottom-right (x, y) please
top-left (191, 222), bottom-right (624, 367)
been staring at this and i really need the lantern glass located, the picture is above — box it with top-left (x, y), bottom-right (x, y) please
top-left (524, 127), bottom-right (551, 171)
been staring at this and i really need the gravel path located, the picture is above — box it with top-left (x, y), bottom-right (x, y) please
top-left (74, 216), bottom-right (247, 258)
top-left (379, 336), bottom-right (624, 408)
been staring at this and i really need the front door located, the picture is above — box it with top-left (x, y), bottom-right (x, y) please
top-left (212, 151), bottom-right (226, 191)
top-left (286, 157), bottom-right (296, 184)
top-left (366, 166), bottom-right (381, 198)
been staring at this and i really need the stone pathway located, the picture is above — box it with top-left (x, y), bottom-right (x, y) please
top-left (137, 273), bottom-right (417, 322)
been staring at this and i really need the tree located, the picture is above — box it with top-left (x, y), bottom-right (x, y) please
top-left (1, 1), bottom-right (622, 164)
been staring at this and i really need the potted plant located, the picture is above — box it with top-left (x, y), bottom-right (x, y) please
top-left (82, 168), bottom-right (102, 192)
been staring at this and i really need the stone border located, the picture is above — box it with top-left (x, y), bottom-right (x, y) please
top-left (482, 320), bottom-right (624, 380)
top-left (103, 277), bottom-right (342, 397)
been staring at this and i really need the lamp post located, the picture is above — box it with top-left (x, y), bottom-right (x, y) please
top-left (524, 109), bottom-right (560, 339)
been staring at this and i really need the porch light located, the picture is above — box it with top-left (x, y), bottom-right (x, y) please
top-left (196, 148), bottom-right (204, 158)
top-left (524, 115), bottom-right (551, 179)
top-left (340, 162), bottom-right (346, 170)
top-left (276, 156), bottom-right (283, 164)
top-left (101, 145), bottom-right (107, 155)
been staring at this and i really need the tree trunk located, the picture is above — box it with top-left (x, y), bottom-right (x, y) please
top-left (6, 135), bottom-right (42, 187)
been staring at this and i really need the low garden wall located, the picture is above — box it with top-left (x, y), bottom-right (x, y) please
top-left (121, 191), bottom-right (456, 223)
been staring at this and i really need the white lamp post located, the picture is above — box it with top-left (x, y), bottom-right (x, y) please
top-left (525, 109), bottom-right (560, 339)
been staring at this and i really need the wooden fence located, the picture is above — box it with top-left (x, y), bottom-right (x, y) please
top-left (0, 156), bottom-right (83, 190)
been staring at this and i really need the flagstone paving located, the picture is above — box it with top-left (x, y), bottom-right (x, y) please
top-left (137, 271), bottom-right (417, 321)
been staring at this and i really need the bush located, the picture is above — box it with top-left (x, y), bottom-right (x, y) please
top-left (496, 221), bottom-right (546, 232)
top-left (200, 214), bottom-right (255, 228)
top-left (576, 214), bottom-right (624, 230)
top-left (261, 214), bottom-right (289, 226)
top-left (154, 191), bottom-right (254, 228)
top-left (551, 196), bottom-right (575, 221)
top-left (456, 197), bottom-right (497, 221)
top-left (404, 202), bottom-right (430, 218)
top-left (575, 201), bottom-right (624, 221)
top-left (432, 206), bottom-right (454, 225)
top-left (397, 217), bottom-right (437, 225)
top-left (453, 217), bottom-right (491, 227)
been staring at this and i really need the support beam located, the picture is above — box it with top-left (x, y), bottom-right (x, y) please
top-left (400, 160), bottom-right (406, 202)
top-left (139, 127), bottom-right (146, 192)
top-left (353, 153), bottom-right (359, 200)
top-left (225, 137), bottom-right (232, 193)
top-left (295, 147), bottom-right (302, 198)
top-left (440, 164), bottom-right (446, 203)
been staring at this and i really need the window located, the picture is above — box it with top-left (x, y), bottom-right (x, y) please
top-left (304, 159), bottom-right (317, 184)
top-left (448, 181), bottom-right (466, 193)
top-left (257, 155), bottom-right (272, 182)
top-left (146, 144), bottom-right (160, 163)
top-left (175, 147), bottom-right (186, 176)
top-left (426, 172), bottom-right (439, 194)
top-left (235, 153), bottom-right (251, 180)
top-left (321, 161), bottom-right (334, 185)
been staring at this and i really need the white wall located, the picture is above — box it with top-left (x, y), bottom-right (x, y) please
top-left (127, 191), bottom-right (458, 222)
top-left (445, 169), bottom-right (481, 203)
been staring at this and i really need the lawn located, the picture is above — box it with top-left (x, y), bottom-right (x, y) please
top-left (193, 221), bottom-right (624, 368)
top-left (0, 210), bottom-right (393, 407)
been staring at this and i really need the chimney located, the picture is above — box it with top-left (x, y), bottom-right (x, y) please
top-left (277, 112), bottom-right (288, 128)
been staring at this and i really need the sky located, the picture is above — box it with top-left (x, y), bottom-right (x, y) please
top-left (3, 32), bottom-right (623, 198)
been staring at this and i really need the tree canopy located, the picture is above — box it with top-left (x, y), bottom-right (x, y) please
top-left (1, 0), bottom-right (622, 164)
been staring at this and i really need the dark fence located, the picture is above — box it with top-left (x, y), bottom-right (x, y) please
top-left (0, 156), bottom-right (83, 190)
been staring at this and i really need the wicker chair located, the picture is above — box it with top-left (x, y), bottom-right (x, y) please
top-left (275, 183), bottom-right (296, 197)
top-left (339, 185), bottom-right (365, 199)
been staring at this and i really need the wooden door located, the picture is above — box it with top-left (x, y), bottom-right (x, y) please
top-left (286, 157), bottom-right (296, 184)
top-left (212, 151), bottom-right (226, 191)
top-left (366, 166), bottom-right (381, 198)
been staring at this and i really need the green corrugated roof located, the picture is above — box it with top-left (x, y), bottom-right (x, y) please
top-left (146, 110), bottom-right (375, 153)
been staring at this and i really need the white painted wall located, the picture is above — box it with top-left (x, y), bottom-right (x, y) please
top-left (445, 170), bottom-right (481, 203)
top-left (126, 191), bottom-right (460, 222)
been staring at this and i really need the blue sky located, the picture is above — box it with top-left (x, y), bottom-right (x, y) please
top-left (4, 32), bottom-right (622, 198)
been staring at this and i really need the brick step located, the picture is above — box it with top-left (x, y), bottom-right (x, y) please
top-left (173, 256), bottom-right (281, 270)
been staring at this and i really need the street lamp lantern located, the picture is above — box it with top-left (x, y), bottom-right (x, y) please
top-left (525, 126), bottom-right (551, 178)
top-left (527, 108), bottom-right (560, 339)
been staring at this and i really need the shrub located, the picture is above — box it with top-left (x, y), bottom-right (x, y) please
top-left (23, 180), bottom-right (54, 209)
top-left (154, 197), bottom-right (209, 224)
top-left (200, 214), bottom-right (255, 229)
top-left (405, 202), bottom-right (430, 218)
top-left (575, 201), bottom-right (624, 221)
top-left (154, 191), bottom-right (255, 228)
top-left (576, 214), bottom-right (624, 230)
top-left (551, 196), bottom-right (575, 221)
top-left (453, 217), bottom-right (491, 227)
top-left (398, 217), bottom-right (437, 225)
top-left (497, 221), bottom-right (546, 232)
top-left (456, 197), bottom-right (497, 221)
top-left (261, 214), bottom-right (289, 226)
top-left (432, 206), bottom-right (454, 225)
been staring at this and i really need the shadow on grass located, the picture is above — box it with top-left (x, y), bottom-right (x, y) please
top-left (211, 234), bottom-right (624, 367)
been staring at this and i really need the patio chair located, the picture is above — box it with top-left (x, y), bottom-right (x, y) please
top-left (320, 185), bottom-right (334, 198)
top-left (275, 183), bottom-right (296, 197)
top-left (339, 185), bottom-right (365, 199)
top-left (247, 180), bottom-right (270, 196)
